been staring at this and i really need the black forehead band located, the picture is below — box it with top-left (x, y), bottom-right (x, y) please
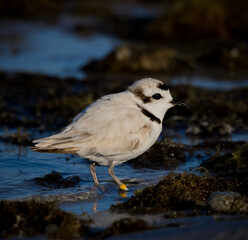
top-left (158, 83), bottom-right (169, 91)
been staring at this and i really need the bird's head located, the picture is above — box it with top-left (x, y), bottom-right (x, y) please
top-left (128, 78), bottom-right (188, 121)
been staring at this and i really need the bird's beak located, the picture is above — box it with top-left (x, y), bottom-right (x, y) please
top-left (170, 99), bottom-right (188, 107)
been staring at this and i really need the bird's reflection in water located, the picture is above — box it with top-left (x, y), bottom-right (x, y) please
top-left (119, 192), bottom-right (127, 198)
top-left (91, 201), bottom-right (98, 213)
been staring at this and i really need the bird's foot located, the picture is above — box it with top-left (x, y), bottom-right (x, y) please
top-left (119, 183), bottom-right (128, 191)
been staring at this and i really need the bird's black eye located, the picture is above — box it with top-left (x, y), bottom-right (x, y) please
top-left (152, 93), bottom-right (162, 100)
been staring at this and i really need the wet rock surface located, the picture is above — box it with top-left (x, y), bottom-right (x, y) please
top-left (208, 191), bottom-right (248, 214)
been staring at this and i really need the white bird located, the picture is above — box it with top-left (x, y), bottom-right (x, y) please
top-left (32, 78), bottom-right (187, 191)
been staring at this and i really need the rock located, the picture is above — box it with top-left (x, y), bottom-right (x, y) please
top-left (45, 224), bottom-right (59, 237)
top-left (208, 191), bottom-right (248, 214)
top-left (82, 44), bottom-right (191, 74)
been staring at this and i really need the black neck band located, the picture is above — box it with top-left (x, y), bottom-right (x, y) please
top-left (137, 104), bottom-right (161, 124)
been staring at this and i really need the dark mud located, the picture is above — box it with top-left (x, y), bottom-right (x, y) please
top-left (0, 200), bottom-right (90, 239)
top-left (30, 171), bottom-right (81, 189)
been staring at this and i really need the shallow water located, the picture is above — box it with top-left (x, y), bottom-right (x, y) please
top-left (0, 18), bottom-right (120, 78)
top-left (0, 127), bottom-right (246, 216)
top-left (171, 75), bottom-right (248, 90)
top-left (0, 140), bottom-right (184, 214)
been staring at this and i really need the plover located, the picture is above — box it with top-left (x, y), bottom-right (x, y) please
top-left (32, 78), bottom-right (187, 191)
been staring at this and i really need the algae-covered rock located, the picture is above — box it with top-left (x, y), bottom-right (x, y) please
top-left (36, 92), bottom-right (94, 129)
top-left (208, 191), bottom-right (248, 214)
top-left (31, 171), bottom-right (81, 189)
top-left (201, 143), bottom-right (248, 195)
top-left (202, 143), bottom-right (248, 175)
top-left (0, 200), bottom-right (90, 239)
top-left (148, 0), bottom-right (248, 43)
top-left (0, 72), bottom-right (94, 130)
top-left (131, 139), bottom-right (186, 170)
top-left (111, 172), bottom-right (228, 214)
top-left (170, 86), bottom-right (248, 136)
top-left (82, 44), bottom-right (193, 74)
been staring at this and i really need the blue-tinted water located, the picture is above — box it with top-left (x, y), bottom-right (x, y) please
top-left (1, 128), bottom-right (246, 215)
top-left (0, 141), bottom-right (177, 214)
top-left (0, 18), bottom-right (120, 78)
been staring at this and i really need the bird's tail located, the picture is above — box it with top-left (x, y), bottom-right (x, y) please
top-left (31, 132), bottom-right (79, 154)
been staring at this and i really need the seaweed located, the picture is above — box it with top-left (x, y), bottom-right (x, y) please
top-left (170, 86), bottom-right (248, 136)
top-left (30, 171), bottom-right (81, 189)
top-left (111, 143), bottom-right (248, 215)
top-left (201, 143), bottom-right (248, 195)
top-left (82, 44), bottom-right (193, 74)
top-left (0, 200), bottom-right (90, 239)
top-left (0, 72), bottom-right (94, 130)
top-left (131, 139), bottom-right (186, 169)
top-left (110, 172), bottom-right (228, 214)
top-left (148, 0), bottom-right (248, 43)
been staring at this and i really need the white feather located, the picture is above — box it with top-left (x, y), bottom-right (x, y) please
top-left (33, 78), bottom-right (175, 167)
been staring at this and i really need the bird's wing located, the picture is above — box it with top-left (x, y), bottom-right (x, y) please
top-left (32, 95), bottom-right (152, 156)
